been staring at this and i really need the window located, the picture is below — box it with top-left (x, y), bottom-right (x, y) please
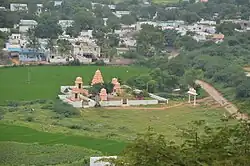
top-left (75, 93), bottom-right (78, 99)
top-left (78, 83), bottom-right (81, 89)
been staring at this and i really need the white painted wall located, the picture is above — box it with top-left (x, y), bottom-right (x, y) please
top-left (90, 156), bottom-right (117, 166)
top-left (127, 100), bottom-right (158, 106)
top-left (100, 100), bottom-right (123, 107)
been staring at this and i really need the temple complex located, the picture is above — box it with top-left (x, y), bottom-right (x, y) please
top-left (99, 88), bottom-right (108, 101)
top-left (91, 69), bottom-right (104, 85)
top-left (68, 77), bottom-right (88, 101)
top-left (111, 78), bottom-right (121, 94)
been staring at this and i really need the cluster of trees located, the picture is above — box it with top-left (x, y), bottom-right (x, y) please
top-left (125, 20), bottom-right (250, 113)
top-left (105, 119), bottom-right (250, 166)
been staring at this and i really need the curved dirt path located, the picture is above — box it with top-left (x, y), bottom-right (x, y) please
top-left (195, 80), bottom-right (247, 119)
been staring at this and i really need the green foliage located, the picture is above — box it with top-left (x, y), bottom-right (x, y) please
top-left (108, 120), bottom-right (250, 166)
top-left (0, 142), bottom-right (102, 166)
top-left (53, 100), bottom-right (80, 117)
top-left (0, 123), bottom-right (126, 154)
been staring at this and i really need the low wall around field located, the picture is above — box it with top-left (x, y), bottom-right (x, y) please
top-left (127, 99), bottom-right (158, 106)
top-left (100, 100), bottom-right (123, 107)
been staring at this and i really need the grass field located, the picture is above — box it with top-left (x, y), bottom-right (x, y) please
top-left (0, 65), bottom-right (148, 103)
top-left (0, 123), bottom-right (126, 154)
top-left (1, 101), bottom-right (229, 144)
top-left (0, 142), bottom-right (102, 166)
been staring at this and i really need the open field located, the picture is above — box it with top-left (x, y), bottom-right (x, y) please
top-left (0, 100), bottom-right (230, 144)
top-left (0, 142), bottom-right (102, 166)
top-left (0, 123), bottom-right (126, 154)
top-left (0, 66), bottom-right (148, 103)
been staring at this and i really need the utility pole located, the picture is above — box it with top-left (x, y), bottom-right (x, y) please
top-left (27, 67), bottom-right (31, 84)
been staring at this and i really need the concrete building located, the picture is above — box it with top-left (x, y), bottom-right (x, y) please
top-left (58, 20), bottom-right (74, 31)
top-left (54, 1), bottom-right (63, 6)
top-left (72, 39), bottom-right (100, 58)
top-left (0, 28), bottom-right (10, 33)
top-left (19, 20), bottom-right (38, 33)
top-left (114, 11), bottom-right (130, 18)
top-left (36, 4), bottom-right (43, 15)
top-left (80, 30), bottom-right (93, 38)
top-left (10, 3), bottom-right (28, 11)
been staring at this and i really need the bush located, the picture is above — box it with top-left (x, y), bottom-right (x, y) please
top-left (53, 101), bottom-right (80, 117)
top-left (95, 60), bottom-right (105, 66)
top-left (26, 116), bottom-right (34, 122)
top-left (68, 124), bottom-right (82, 129)
top-left (68, 59), bottom-right (81, 66)
top-left (7, 101), bottom-right (19, 107)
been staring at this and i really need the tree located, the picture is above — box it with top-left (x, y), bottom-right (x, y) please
top-left (121, 14), bottom-right (136, 25)
top-left (105, 120), bottom-right (250, 166)
top-left (57, 39), bottom-right (72, 57)
top-left (73, 10), bottom-right (95, 31)
top-left (107, 15), bottom-right (121, 32)
top-left (216, 22), bottom-right (241, 36)
top-left (136, 25), bottom-right (164, 57)
top-left (27, 28), bottom-right (40, 52)
top-left (35, 13), bottom-right (63, 39)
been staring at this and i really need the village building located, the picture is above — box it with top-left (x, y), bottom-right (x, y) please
top-left (36, 4), bottom-right (43, 15)
top-left (54, 1), bottom-right (63, 6)
top-left (72, 38), bottom-right (101, 58)
top-left (10, 3), bottom-right (28, 11)
top-left (19, 20), bottom-right (38, 33)
top-left (113, 11), bottom-right (131, 18)
top-left (210, 34), bottom-right (225, 43)
top-left (58, 20), bottom-right (74, 32)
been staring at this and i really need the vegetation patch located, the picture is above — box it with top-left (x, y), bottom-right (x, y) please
top-left (0, 141), bottom-right (102, 166)
top-left (0, 123), bottom-right (126, 154)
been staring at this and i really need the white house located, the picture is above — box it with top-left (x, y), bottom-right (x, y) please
top-left (114, 11), bottom-right (130, 18)
top-left (72, 39), bottom-right (100, 57)
top-left (10, 3), bottom-right (28, 11)
top-left (54, 1), bottom-right (63, 6)
top-left (80, 30), bottom-right (93, 38)
top-left (36, 4), bottom-right (43, 15)
top-left (19, 20), bottom-right (38, 33)
top-left (58, 20), bottom-right (74, 31)
top-left (0, 28), bottom-right (10, 33)
top-left (90, 156), bottom-right (117, 166)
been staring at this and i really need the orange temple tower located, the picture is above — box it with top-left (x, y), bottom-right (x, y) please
top-left (99, 88), bottom-right (108, 101)
top-left (111, 78), bottom-right (121, 94)
top-left (91, 69), bottom-right (104, 85)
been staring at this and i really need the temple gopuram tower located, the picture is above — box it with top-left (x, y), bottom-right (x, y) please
top-left (91, 69), bottom-right (104, 85)
top-left (75, 77), bottom-right (83, 89)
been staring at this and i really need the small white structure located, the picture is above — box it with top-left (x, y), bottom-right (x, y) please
top-left (36, 4), bottom-right (43, 15)
top-left (187, 88), bottom-right (198, 106)
top-left (80, 30), bottom-right (93, 38)
top-left (114, 11), bottom-right (130, 18)
top-left (0, 28), bottom-right (10, 33)
top-left (10, 3), bottom-right (28, 11)
top-left (19, 20), bottom-right (38, 33)
top-left (90, 156), bottom-right (117, 166)
top-left (54, 1), bottom-right (63, 6)
top-left (58, 20), bottom-right (74, 31)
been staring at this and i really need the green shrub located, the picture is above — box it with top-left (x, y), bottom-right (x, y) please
top-left (53, 100), bottom-right (80, 117)
top-left (69, 124), bottom-right (82, 129)
top-left (26, 116), bottom-right (34, 122)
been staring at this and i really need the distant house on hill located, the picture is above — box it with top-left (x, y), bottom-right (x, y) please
top-left (10, 3), bottom-right (28, 11)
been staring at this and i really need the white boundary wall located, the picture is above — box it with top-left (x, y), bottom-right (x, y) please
top-left (100, 100), bottom-right (122, 107)
top-left (127, 100), bottom-right (158, 106)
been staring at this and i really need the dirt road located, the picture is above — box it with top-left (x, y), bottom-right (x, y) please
top-left (195, 80), bottom-right (247, 119)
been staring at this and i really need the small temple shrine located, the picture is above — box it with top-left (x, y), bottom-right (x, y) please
top-left (111, 78), bottom-right (121, 94)
top-left (99, 88), bottom-right (108, 101)
top-left (91, 69), bottom-right (104, 85)
top-left (59, 69), bottom-right (162, 108)
top-left (68, 77), bottom-right (88, 101)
